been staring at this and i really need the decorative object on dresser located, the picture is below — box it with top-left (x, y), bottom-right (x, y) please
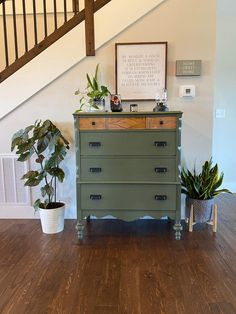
top-left (110, 94), bottom-right (123, 112)
top-left (11, 120), bottom-right (70, 234)
top-left (73, 111), bottom-right (183, 240)
top-left (181, 159), bottom-right (231, 232)
top-left (153, 88), bottom-right (169, 112)
top-left (75, 64), bottom-right (111, 112)
top-left (130, 104), bottom-right (138, 112)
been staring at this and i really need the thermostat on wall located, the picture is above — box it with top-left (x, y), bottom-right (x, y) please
top-left (179, 85), bottom-right (195, 97)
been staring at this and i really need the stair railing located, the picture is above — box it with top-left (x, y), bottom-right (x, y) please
top-left (0, 0), bottom-right (111, 83)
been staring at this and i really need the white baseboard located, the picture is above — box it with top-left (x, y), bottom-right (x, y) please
top-left (0, 205), bottom-right (39, 219)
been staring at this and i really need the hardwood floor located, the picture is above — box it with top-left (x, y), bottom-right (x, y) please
top-left (0, 194), bottom-right (235, 314)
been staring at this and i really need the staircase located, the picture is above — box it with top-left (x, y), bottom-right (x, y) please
top-left (0, 0), bottom-right (165, 120)
top-left (0, 0), bottom-right (110, 82)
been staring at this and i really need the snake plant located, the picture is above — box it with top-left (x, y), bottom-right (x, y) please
top-left (181, 159), bottom-right (231, 200)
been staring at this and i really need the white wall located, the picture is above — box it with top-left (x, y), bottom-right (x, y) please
top-left (0, 0), bottom-right (216, 218)
top-left (0, 0), bottom-right (165, 119)
top-left (213, 0), bottom-right (236, 191)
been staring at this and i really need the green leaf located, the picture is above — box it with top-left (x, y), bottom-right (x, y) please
top-left (11, 129), bottom-right (25, 151)
top-left (17, 151), bottom-right (31, 162)
top-left (16, 140), bottom-right (34, 154)
top-left (33, 199), bottom-right (41, 211)
top-left (94, 63), bottom-right (99, 81)
top-left (21, 170), bottom-right (39, 180)
top-left (37, 137), bottom-right (50, 154)
top-left (86, 73), bottom-right (94, 90)
top-left (93, 77), bottom-right (99, 91)
top-left (41, 184), bottom-right (54, 198)
top-left (47, 167), bottom-right (65, 182)
top-left (24, 177), bottom-right (42, 187)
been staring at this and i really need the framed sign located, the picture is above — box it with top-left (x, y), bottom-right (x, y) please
top-left (115, 42), bottom-right (167, 101)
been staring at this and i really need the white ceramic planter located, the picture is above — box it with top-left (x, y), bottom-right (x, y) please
top-left (39, 203), bottom-right (65, 234)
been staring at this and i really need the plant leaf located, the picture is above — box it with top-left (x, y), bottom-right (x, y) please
top-left (21, 170), bottom-right (39, 180)
top-left (33, 199), bottom-right (41, 211)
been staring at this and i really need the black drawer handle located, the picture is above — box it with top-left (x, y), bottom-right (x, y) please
top-left (89, 142), bottom-right (101, 147)
top-left (155, 167), bottom-right (167, 173)
top-left (155, 195), bottom-right (167, 201)
top-left (90, 194), bottom-right (102, 200)
top-left (91, 121), bottom-right (96, 126)
top-left (160, 120), bottom-right (164, 125)
top-left (89, 167), bottom-right (102, 173)
top-left (154, 141), bottom-right (167, 147)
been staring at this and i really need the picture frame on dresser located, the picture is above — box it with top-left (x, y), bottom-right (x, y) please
top-left (115, 42), bottom-right (167, 101)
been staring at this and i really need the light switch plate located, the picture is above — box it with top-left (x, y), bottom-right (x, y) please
top-left (179, 85), bottom-right (195, 97)
top-left (215, 109), bottom-right (226, 118)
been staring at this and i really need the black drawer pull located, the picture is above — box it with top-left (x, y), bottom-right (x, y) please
top-left (154, 141), bottom-right (167, 147)
top-left (160, 120), bottom-right (164, 125)
top-left (89, 142), bottom-right (101, 147)
top-left (89, 167), bottom-right (102, 173)
top-left (91, 121), bottom-right (96, 126)
top-left (90, 194), bottom-right (102, 200)
top-left (155, 195), bottom-right (167, 201)
top-left (155, 167), bottom-right (167, 173)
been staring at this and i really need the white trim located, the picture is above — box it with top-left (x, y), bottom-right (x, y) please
top-left (0, 157), bottom-right (6, 203)
top-left (0, 153), bottom-right (31, 206)
top-left (12, 158), bottom-right (18, 203)
top-left (0, 205), bottom-right (38, 219)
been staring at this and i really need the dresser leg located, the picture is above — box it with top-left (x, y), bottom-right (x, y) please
top-left (76, 220), bottom-right (84, 240)
top-left (173, 221), bottom-right (183, 240)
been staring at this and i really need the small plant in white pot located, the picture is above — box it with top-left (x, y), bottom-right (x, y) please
top-left (11, 120), bottom-right (70, 234)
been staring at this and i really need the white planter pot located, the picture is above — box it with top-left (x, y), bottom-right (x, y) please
top-left (39, 203), bottom-right (65, 234)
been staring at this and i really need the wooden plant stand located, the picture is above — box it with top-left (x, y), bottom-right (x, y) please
top-left (186, 204), bottom-right (217, 233)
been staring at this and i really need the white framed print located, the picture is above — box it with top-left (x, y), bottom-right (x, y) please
top-left (115, 42), bottom-right (167, 101)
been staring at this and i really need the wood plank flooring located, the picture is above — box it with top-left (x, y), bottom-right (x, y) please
top-left (0, 194), bottom-right (235, 314)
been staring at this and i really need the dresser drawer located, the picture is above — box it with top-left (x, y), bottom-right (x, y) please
top-left (146, 116), bottom-right (176, 129)
top-left (106, 117), bottom-right (145, 129)
top-left (80, 131), bottom-right (176, 156)
top-left (78, 116), bottom-right (177, 130)
top-left (79, 118), bottom-right (106, 130)
top-left (81, 184), bottom-right (177, 211)
top-left (81, 157), bottom-right (176, 182)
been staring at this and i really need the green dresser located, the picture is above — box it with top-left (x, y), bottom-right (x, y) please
top-left (73, 111), bottom-right (183, 239)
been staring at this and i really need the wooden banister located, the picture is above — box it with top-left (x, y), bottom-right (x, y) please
top-left (0, 0), bottom-right (111, 83)
top-left (85, 0), bottom-right (95, 56)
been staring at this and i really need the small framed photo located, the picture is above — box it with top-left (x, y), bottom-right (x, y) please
top-left (115, 42), bottom-right (167, 101)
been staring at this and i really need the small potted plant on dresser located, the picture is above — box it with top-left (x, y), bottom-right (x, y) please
top-left (74, 63), bottom-right (110, 112)
top-left (181, 159), bottom-right (231, 232)
top-left (11, 120), bottom-right (70, 234)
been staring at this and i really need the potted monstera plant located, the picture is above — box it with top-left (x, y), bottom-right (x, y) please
top-left (75, 63), bottom-right (110, 112)
top-left (181, 159), bottom-right (231, 224)
top-left (11, 120), bottom-right (70, 234)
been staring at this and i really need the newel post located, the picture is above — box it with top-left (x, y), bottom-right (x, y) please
top-left (85, 0), bottom-right (95, 56)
